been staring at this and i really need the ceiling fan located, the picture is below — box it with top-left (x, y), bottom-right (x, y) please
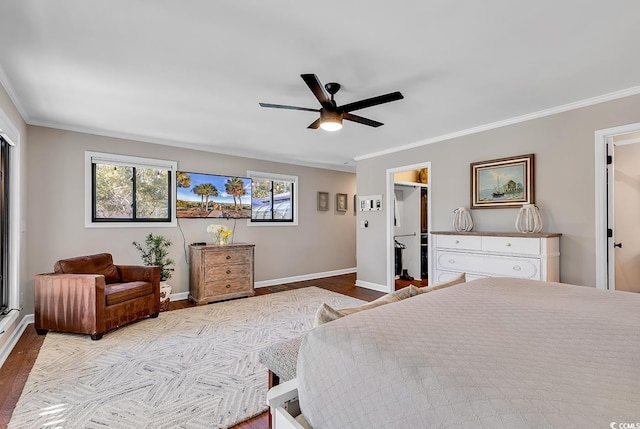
top-left (259, 74), bottom-right (404, 131)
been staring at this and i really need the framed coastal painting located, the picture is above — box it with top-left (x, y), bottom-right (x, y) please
top-left (470, 154), bottom-right (534, 209)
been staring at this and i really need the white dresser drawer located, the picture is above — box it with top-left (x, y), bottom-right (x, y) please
top-left (434, 234), bottom-right (482, 251)
top-left (432, 270), bottom-right (485, 283)
top-left (481, 236), bottom-right (540, 255)
top-left (435, 251), bottom-right (541, 279)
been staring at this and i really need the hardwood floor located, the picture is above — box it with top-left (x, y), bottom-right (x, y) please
top-left (0, 273), bottom-right (382, 428)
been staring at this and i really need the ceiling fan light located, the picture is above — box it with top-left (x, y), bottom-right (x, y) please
top-left (320, 120), bottom-right (343, 131)
top-left (320, 110), bottom-right (343, 131)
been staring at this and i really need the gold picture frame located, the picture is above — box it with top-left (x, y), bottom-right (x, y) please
top-left (470, 154), bottom-right (534, 209)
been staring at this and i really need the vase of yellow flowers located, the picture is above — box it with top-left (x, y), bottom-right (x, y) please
top-left (207, 224), bottom-right (233, 245)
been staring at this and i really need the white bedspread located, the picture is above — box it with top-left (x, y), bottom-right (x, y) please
top-left (297, 277), bottom-right (640, 429)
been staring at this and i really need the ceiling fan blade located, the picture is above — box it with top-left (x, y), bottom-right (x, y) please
top-left (259, 102), bottom-right (319, 112)
top-left (307, 118), bottom-right (321, 129)
top-left (339, 91), bottom-right (404, 113)
top-left (300, 74), bottom-right (333, 109)
top-left (344, 113), bottom-right (384, 128)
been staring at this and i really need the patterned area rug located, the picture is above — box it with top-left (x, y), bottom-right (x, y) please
top-left (9, 287), bottom-right (364, 429)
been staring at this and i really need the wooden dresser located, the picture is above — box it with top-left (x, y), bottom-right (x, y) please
top-left (430, 231), bottom-right (561, 283)
top-left (189, 243), bottom-right (255, 305)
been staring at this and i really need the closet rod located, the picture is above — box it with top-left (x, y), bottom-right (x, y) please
top-left (394, 233), bottom-right (416, 238)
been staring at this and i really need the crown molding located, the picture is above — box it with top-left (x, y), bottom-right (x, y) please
top-left (27, 118), bottom-right (356, 173)
top-left (0, 64), bottom-right (30, 125)
top-left (354, 85), bottom-right (640, 162)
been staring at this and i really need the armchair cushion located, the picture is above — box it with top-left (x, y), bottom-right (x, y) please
top-left (105, 281), bottom-right (153, 306)
top-left (54, 253), bottom-right (121, 284)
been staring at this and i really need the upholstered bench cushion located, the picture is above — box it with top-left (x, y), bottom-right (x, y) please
top-left (259, 335), bottom-right (304, 382)
top-left (105, 281), bottom-right (153, 306)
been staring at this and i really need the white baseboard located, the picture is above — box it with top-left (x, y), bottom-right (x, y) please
top-left (355, 279), bottom-right (390, 293)
top-left (255, 267), bottom-right (356, 288)
top-left (170, 291), bottom-right (189, 301)
top-left (167, 268), bottom-right (358, 301)
top-left (0, 312), bottom-right (35, 368)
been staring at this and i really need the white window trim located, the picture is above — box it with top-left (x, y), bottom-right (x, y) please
top-left (0, 105), bottom-right (22, 326)
top-left (85, 151), bottom-right (177, 228)
top-left (247, 170), bottom-right (298, 226)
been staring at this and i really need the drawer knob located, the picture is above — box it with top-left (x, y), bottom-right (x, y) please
top-left (506, 243), bottom-right (512, 247)
top-left (455, 240), bottom-right (459, 244)
top-left (513, 265), bottom-right (521, 271)
top-left (448, 259), bottom-right (455, 264)
top-left (226, 255), bottom-right (231, 260)
top-left (226, 269), bottom-right (231, 274)
top-left (226, 284), bottom-right (231, 288)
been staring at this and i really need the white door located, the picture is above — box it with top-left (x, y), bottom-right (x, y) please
top-left (607, 139), bottom-right (616, 290)
top-left (610, 134), bottom-right (640, 292)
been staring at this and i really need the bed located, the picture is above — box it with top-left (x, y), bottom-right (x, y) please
top-left (268, 277), bottom-right (640, 429)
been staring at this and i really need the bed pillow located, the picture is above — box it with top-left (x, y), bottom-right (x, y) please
top-left (315, 285), bottom-right (419, 325)
top-left (415, 272), bottom-right (466, 294)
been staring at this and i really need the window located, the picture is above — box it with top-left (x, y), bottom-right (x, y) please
top-left (85, 152), bottom-right (177, 227)
top-left (248, 171), bottom-right (298, 225)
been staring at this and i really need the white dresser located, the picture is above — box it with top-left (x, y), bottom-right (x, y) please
top-left (431, 231), bottom-right (561, 283)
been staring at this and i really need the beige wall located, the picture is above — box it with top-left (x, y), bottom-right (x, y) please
top-left (26, 126), bottom-right (356, 313)
top-left (356, 93), bottom-right (640, 289)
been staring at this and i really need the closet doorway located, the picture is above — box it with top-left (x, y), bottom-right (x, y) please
top-left (386, 162), bottom-right (431, 291)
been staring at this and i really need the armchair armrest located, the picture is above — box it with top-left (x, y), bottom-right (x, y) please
top-left (34, 273), bottom-right (107, 335)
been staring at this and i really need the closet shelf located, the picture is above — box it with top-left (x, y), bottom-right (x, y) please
top-left (394, 180), bottom-right (428, 188)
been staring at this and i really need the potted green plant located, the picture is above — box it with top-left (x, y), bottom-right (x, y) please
top-left (133, 233), bottom-right (175, 311)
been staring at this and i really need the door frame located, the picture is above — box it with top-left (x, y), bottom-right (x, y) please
top-left (594, 122), bottom-right (640, 289)
top-left (386, 162), bottom-right (431, 291)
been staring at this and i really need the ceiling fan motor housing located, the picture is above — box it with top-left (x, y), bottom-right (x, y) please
top-left (321, 108), bottom-right (343, 122)
top-left (325, 82), bottom-right (341, 96)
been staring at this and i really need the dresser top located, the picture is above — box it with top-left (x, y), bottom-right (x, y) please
top-left (430, 231), bottom-right (562, 238)
top-left (190, 242), bottom-right (255, 248)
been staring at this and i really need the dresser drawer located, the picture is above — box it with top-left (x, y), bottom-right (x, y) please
top-left (204, 249), bottom-right (251, 266)
top-left (435, 251), bottom-right (541, 279)
top-left (433, 234), bottom-right (482, 251)
top-left (481, 236), bottom-right (540, 255)
top-left (205, 279), bottom-right (251, 297)
top-left (432, 270), bottom-right (485, 283)
top-left (205, 264), bottom-right (249, 279)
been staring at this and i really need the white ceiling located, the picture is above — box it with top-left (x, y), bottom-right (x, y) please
top-left (2, 1), bottom-right (640, 172)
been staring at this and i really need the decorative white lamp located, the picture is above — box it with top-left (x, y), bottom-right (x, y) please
top-left (453, 207), bottom-right (474, 232)
top-left (515, 204), bottom-right (543, 233)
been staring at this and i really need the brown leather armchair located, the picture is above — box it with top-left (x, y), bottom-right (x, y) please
top-left (35, 253), bottom-right (160, 340)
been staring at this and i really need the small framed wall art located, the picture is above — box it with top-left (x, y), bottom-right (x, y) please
top-left (336, 193), bottom-right (348, 212)
top-left (470, 154), bottom-right (534, 209)
top-left (317, 191), bottom-right (329, 211)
